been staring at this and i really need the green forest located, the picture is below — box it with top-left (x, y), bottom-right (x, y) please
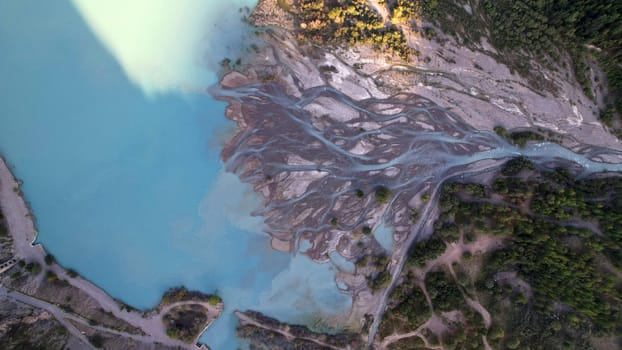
top-left (379, 159), bottom-right (622, 349)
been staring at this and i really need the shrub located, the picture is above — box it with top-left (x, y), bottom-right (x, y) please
top-left (407, 238), bottom-right (446, 267)
top-left (375, 186), bottom-right (392, 204)
top-left (44, 254), bottom-right (55, 265)
top-left (208, 295), bottom-right (222, 306)
top-left (506, 338), bottom-right (521, 349)
top-left (501, 157), bottom-right (535, 176)
top-left (25, 262), bottom-right (41, 275)
top-left (45, 270), bottom-right (58, 282)
top-left (88, 334), bottom-right (104, 348)
top-left (421, 193), bottom-right (431, 202)
top-left (489, 326), bottom-right (505, 340)
top-left (330, 217), bottom-right (338, 228)
top-left (368, 270), bottom-right (391, 291)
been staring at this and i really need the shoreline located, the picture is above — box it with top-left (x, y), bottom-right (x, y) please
top-left (0, 154), bottom-right (219, 350)
top-left (0, 155), bottom-right (46, 266)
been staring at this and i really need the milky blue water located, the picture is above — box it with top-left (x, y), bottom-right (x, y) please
top-left (0, 1), bottom-right (351, 348)
top-left (373, 222), bottom-right (394, 253)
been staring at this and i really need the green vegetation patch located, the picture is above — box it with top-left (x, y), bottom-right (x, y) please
top-left (208, 295), bottom-right (222, 306)
top-left (0, 315), bottom-right (70, 350)
top-left (500, 156), bottom-right (535, 176)
top-left (295, 0), bottom-right (412, 58)
top-left (24, 261), bottom-right (41, 275)
top-left (494, 127), bottom-right (546, 148)
top-left (425, 269), bottom-right (463, 312)
top-left (160, 286), bottom-right (220, 306)
top-left (163, 304), bottom-right (209, 343)
top-left (44, 254), bottom-right (55, 265)
top-left (375, 185), bottom-right (392, 204)
top-left (380, 162), bottom-right (622, 348)
top-left (0, 216), bottom-right (7, 237)
top-left (381, 277), bottom-right (432, 337)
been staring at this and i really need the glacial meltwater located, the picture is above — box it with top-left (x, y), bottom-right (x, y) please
top-left (2, 1), bottom-right (622, 349)
top-left (0, 1), bottom-right (351, 348)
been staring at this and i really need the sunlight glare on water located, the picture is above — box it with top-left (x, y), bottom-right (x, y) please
top-left (71, 0), bottom-right (256, 95)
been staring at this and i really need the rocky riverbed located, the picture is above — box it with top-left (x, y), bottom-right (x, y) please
top-left (214, 0), bottom-right (622, 347)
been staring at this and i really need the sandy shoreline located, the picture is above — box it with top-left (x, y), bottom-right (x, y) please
top-left (0, 156), bottom-right (45, 262)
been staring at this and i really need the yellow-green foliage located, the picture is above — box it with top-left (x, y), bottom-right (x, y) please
top-left (295, 0), bottom-right (412, 59)
top-left (390, 0), bottom-right (439, 22)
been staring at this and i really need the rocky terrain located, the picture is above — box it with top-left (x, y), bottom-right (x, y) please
top-left (236, 310), bottom-right (364, 349)
top-left (214, 0), bottom-right (622, 348)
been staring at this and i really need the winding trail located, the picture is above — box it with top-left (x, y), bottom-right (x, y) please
top-left (0, 285), bottom-right (94, 348)
top-left (378, 321), bottom-right (428, 349)
top-left (235, 311), bottom-right (347, 350)
top-left (365, 164), bottom-right (507, 349)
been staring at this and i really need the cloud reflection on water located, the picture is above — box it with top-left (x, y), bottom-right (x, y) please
top-left (71, 0), bottom-right (255, 95)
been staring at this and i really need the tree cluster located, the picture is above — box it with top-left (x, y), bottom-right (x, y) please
top-left (379, 161), bottom-right (622, 348)
top-left (295, 0), bottom-right (412, 58)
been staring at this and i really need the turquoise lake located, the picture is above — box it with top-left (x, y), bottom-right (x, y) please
top-left (0, 1), bottom-right (352, 348)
